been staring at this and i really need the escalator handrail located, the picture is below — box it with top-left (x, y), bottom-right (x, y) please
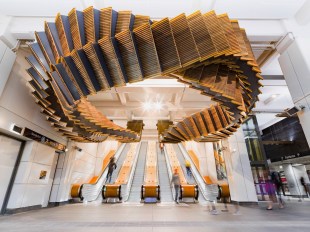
top-left (80, 143), bottom-right (126, 201)
top-left (123, 141), bottom-right (142, 202)
top-left (163, 145), bottom-right (175, 200)
top-left (155, 143), bottom-right (160, 189)
top-left (143, 141), bottom-right (158, 185)
top-left (177, 143), bottom-right (218, 201)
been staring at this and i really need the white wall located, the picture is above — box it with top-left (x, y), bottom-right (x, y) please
top-left (95, 140), bottom-right (119, 175)
top-left (0, 47), bottom-right (66, 145)
top-left (0, 40), bottom-right (16, 98)
top-left (222, 128), bottom-right (258, 202)
top-left (50, 140), bottom-right (108, 202)
top-left (0, 135), bottom-right (22, 211)
top-left (7, 141), bottom-right (57, 209)
top-left (49, 151), bottom-right (66, 203)
top-left (184, 141), bottom-right (210, 177)
top-left (70, 141), bottom-right (98, 184)
top-left (204, 142), bottom-right (218, 182)
top-left (283, 164), bottom-right (310, 196)
top-left (278, 38), bottom-right (310, 147)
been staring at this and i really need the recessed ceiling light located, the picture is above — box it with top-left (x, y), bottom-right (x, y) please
top-left (142, 102), bottom-right (152, 110)
top-left (264, 94), bottom-right (279, 104)
top-left (155, 102), bottom-right (162, 110)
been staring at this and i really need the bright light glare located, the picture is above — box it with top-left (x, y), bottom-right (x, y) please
top-left (143, 102), bottom-right (152, 110)
top-left (155, 102), bottom-right (162, 110)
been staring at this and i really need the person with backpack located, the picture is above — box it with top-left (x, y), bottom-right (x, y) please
top-left (106, 157), bottom-right (117, 183)
top-left (185, 160), bottom-right (192, 178)
top-left (266, 171), bottom-right (284, 210)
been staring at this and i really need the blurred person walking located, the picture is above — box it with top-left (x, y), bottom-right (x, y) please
top-left (185, 159), bottom-right (192, 178)
top-left (171, 169), bottom-right (181, 204)
top-left (106, 157), bottom-right (117, 183)
top-left (266, 171), bottom-right (284, 210)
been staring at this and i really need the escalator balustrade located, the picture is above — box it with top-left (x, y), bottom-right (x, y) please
top-left (141, 141), bottom-right (160, 201)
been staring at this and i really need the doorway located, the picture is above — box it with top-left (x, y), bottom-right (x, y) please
top-left (0, 133), bottom-right (24, 214)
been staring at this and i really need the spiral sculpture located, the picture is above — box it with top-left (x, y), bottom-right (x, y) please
top-left (26, 7), bottom-right (262, 143)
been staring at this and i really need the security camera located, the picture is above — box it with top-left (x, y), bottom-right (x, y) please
top-left (73, 146), bottom-right (82, 152)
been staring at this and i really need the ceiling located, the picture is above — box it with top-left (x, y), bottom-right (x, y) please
top-left (0, 0), bottom-right (306, 19)
top-left (2, 0), bottom-right (305, 139)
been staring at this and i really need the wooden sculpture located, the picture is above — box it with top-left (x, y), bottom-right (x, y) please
top-left (26, 7), bottom-right (262, 143)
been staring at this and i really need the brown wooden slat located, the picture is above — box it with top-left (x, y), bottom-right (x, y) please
top-left (115, 30), bottom-right (143, 83)
top-left (68, 8), bottom-right (83, 50)
top-left (170, 13), bottom-right (200, 67)
top-left (187, 11), bottom-right (217, 60)
top-left (98, 36), bottom-right (126, 87)
top-left (133, 23), bottom-right (161, 78)
top-left (202, 11), bottom-right (230, 56)
top-left (83, 6), bottom-right (96, 43)
top-left (83, 42), bottom-right (110, 91)
top-left (55, 13), bottom-right (71, 56)
top-left (151, 18), bottom-right (181, 74)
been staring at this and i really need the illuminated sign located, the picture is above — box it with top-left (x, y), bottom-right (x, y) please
top-left (23, 127), bottom-right (66, 151)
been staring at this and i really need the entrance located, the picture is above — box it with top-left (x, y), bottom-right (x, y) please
top-left (0, 133), bottom-right (24, 214)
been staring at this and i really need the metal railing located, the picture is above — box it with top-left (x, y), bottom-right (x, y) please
top-left (123, 142), bottom-right (142, 202)
top-left (177, 143), bottom-right (218, 202)
top-left (80, 144), bottom-right (126, 202)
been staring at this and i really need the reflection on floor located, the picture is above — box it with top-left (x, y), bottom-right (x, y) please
top-left (1, 201), bottom-right (310, 232)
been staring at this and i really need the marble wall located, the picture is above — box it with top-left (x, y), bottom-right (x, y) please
top-left (7, 141), bottom-right (57, 209)
top-left (222, 128), bottom-right (258, 202)
top-left (0, 135), bottom-right (22, 211)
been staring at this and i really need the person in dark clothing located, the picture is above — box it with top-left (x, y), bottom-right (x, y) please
top-left (266, 171), bottom-right (284, 210)
top-left (171, 169), bottom-right (181, 204)
top-left (106, 157), bottom-right (117, 183)
top-left (185, 160), bottom-right (192, 178)
top-left (300, 176), bottom-right (309, 196)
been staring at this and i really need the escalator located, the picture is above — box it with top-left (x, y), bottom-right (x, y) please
top-left (106, 144), bottom-right (132, 185)
top-left (175, 143), bottom-right (219, 203)
top-left (172, 144), bottom-right (206, 203)
top-left (78, 143), bottom-right (129, 202)
top-left (140, 141), bottom-right (160, 202)
top-left (102, 143), bottom-right (141, 202)
top-left (165, 144), bottom-right (199, 202)
top-left (157, 143), bottom-right (173, 202)
top-left (127, 141), bottom-right (148, 202)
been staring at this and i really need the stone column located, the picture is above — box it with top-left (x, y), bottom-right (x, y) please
top-left (222, 128), bottom-right (258, 202)
top-left (278, 38), bottom-right (310, 147)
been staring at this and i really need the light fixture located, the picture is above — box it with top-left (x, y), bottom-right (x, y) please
top-left (154, 102), bottom-right (162, 110)
top-left (142, 101), bottom-right (152, 111)
top-left (264, 94), bottom-right (279, 105)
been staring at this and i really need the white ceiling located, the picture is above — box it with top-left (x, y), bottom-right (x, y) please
top-left (88, 79), bottom-right (214, 138)
top-left (253, 80), bottom-right (294, 131)
top-left (0, 0), bottom-right (306, 19)
top-left (2, 0), bottom-right (305, 138)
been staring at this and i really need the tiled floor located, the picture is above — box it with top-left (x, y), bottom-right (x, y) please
top-left (1, 200), bottom-right (310, 232)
